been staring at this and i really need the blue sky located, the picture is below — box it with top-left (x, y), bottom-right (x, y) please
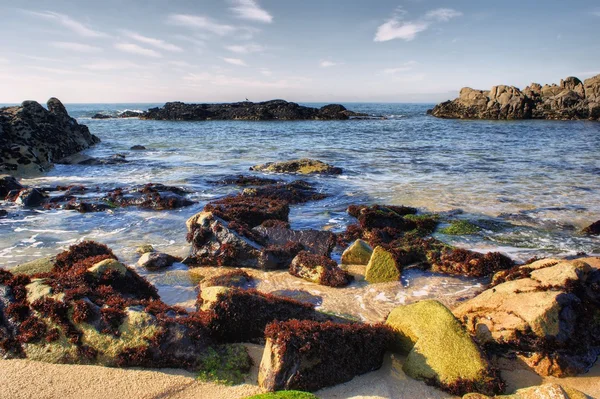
top-left (0, 0), bottom-right (598, 103)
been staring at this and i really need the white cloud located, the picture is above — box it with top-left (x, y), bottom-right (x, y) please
top-left (50, 41), bottom-right (102, 53)
top-left (225, 43), bottom-right (264, 54)
top-left (184, 72), bottom-right (304, 89)
top-left (121, 30), bottom-right (183, 52)
top-left (374, 7), bottom-right (462, 42)
top-left (24, 11), bottom-right (106, 38)
top-left (223, 57), bottom-right (248, 66)
top-left (115, 43), bottom-right (162, 58)
top-left (168, 14), bottom-right (236, 36)
top-left (320, 60), bottom-right (341, 68)
top-left (425, 8), bottom-right (463, 22)
top-left (260, 68), bottom-right (272, 76)
top-left (168, 60), bottom-right (193, 68)
top-left (81, 60), bottom-right (144, 71)
top-left (229, 0), bottom-right (273, 23)
top-left (383, 61), bottom-right (418, 74)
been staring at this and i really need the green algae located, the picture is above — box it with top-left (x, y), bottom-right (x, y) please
top-left (341, 239), bottom-right (373, 265)
top-left (365, 246), bottom-right (401, 283)
top-left (197, 344), bottom-right (252, 385)
top-left (439, 220), bottom-right (481, 235)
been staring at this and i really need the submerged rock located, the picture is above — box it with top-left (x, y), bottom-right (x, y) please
top-left (341, 239), bottom-right (373, 265)
top-left (106, 183), bottom-right (194, 210)
top-left (252, 225), bottom-right (336, 257)
top-left (439, 220), bottom-right (481, 235)
top-left (0, 98), bottom-right (100, 175)
top-left (242, 180), bottom-right (328, 204)
top-left (250, 159), bottom-right (342, 175)
top-left (142, 100), bottom-right (365, 121)
top-left (210, 175), bottom-right (280, 187)
top-left (137, 252), bottom-right (180, 271)
top-left (386, 300), bottom-right (503, 396)
top-left (430, 74), bottom-right (600, 121)
top-left (56, 153), bottom-right (128, 166)
top-left (454, 258), bottom-right (600, 377)
top-left (258, 320), bottom-right (393, 392)
top-left (130, 145), bottom-right (146, 150)
top-left (91, 113), bottom-right (112, 119)
top-left (289, 251), bottom-right (353, 287)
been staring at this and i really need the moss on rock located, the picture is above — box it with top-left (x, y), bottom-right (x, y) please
top-left (439, 220), bottom-right (481, 235)
top-left (365, 246), bottom-right (401, 283)
top-left (197, 344), bottom-right (252, 385)
top-left (10, 256), bottom-right (56, 275)
top-left (386, 300), bottom-right (503, 396)
top-left (341, 239), bottom-right (373, 265)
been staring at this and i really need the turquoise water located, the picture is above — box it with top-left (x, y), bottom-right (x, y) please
top-left (1, 102), bottom-right (599, 315)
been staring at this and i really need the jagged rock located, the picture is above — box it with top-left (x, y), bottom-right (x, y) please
top-left (252, 225), bottom-right (336, 256)
top-left (365, 246), bottom-right (401, 283)
top-left (0, 98), bottom-right (100, 175)
top-left (137, 252), bottom-right (179, 271)
top-left (582, 220), bottom-right (600, 236)
top-left (341, 239), bottom-right (373, 265)
top-left (250, 159), bottom-right (342, 175)
top-left (463, 383), bottom-right (589, 399)
top-left (258, 320), bottom-right (393, 392)
top-left (289, 251), bottom-right (353, 287)
top-left (430, 74), bottom-right (600, 121)
top-left (142, 100), bottom-right (365, 121)
top-left (13, 188), bottom-right (47, 207)
top-left (386, 300), bottom-right (503, 395)
top-left (0, 175), bottom-right (22, 199)
top-left (454, 258), bottom-right (600, 377)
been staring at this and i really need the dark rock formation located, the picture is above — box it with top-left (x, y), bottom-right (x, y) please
top-left (91, 113), bottom-right (112, 119)
top-left (201, 270), bottom-right (254, 290)
top-left (141, 100), bottom-right (366, 121)
top-left (250, 159), bottom-right (342, 175)
top-left (252, 226), bottom-right (336, 256)
top-left (130, 145), bottom-right (146, 150)
top-left (118, 110), bottom-right (143, 118)
top-left (137, 252), bottom-right (180, 271)
top-left (0, 98), bottom-right (100, 175)
top-left (56, 153), bottom-right (128, 166)
top-left (209, 175), bottom-right (280, 187)
top-left (582, 220), bottom-right (600, 236)
top-left (258, 320), bottom-right (393, 392)
top-left (0, 175), bottom-right (23, 199)
top-left (430, 74), bottom-right (600, 121)
top-left (106, 183), bottom-right (194, 210)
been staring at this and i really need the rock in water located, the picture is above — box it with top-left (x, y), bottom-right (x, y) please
top-left (137, 252), bottom-right (180, 271)
top-left (582, 220), bottom-right (600, 235)
top-left (289, 251), bottom-right (353, 287)
top-left (365, 246), bottom-right (401, 283)
top-left (142, 99), bottom-right (366, 121)
top-left (258, 320), bottom-right (393, 392)
top-left (454, 258), bottom-right (600, 377)
top-left (341, 239), bottom-right (373, 265)
top-left (250, 159), bottom-right (342, 175)
top-left (0, 175), bottom-right (23, 199)
top-left (430, 74), bottom-right (600, 121)
top-left (386, 300), bottom-right (503, 396)
top-left (0, 98), bottom-right (100, 175)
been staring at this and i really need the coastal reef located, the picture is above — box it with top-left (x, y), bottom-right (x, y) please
top-left (141, 100), bottom-right (366, 121)
top-left (430, 74), bottom-right (600, 121)
top-left (0, 98), bottom-right (100, 175)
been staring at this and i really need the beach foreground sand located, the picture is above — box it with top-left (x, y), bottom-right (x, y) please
top-left (1, 343), bottom-right (598, 399)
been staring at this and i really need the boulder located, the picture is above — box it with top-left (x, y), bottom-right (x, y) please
top-left (365, 246), bottom-right (401, 283)
top-left (289, 251), bottom-right (353, 287)
top-left (0, 175), bottom-right (22, 199)
top-left (252, 225), bottom-right (336, 256)
top-left (341, 239), bottom-right (373, 265)
top-left (0, 98), bottom-right (100, 175)
top-left (10, 256), bottom-right (56, 275)
top-left (454, 258), bottom-right (600, 377)
top-left (386, 300), bottom-right (502, 395)
top-left (105, 183), bottom-right (194, 210)
top-left (137, 252), bottom-right (180, 271)
top-left (13, 188), bottom-right (48, 207)
top-left (250, 159), bottom-right (342, 175)
top-left (201, 270), bottom-right (254, 289)
top-left (582, 220), bottom-right (600, 235)
top-left (258, 320), bottom-right (393, 392)
top-left (135, 244), bottom-right (155, 255)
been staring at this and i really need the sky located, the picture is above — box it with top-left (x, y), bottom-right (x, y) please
top-left (0, 0), bottom-right (599, 103)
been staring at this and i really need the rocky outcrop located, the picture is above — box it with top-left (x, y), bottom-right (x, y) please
top-left (0, 98), bottom-right (100, 175)
top-left (289, 251), bottom-right (353, 287)
top-left (454, 258), bottom-right (600, 377)
top-left (341, 239), bottom-right (373, 265)
top-left (141, 100), bottom-right (366, 121)
top-left (250, 159), bottom-right (342, 175)
top-left (430, 74), bottom-right (600, 121)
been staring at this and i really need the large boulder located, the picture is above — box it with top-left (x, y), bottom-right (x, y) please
top-left (365, 246), bottom-right (401, 283)
top-left (250, 159), bottom-right (342, 175)
top-left (386, 300), bottom-right (502, 396)
top-left (341, 239), bottom-right (373, 265)
top-left (430, 74), bottom-right (600, 121)
top-left (0, 98), bottom-right (100, 175)
top-left (454, 258), bottom-right (600, 377)
top-left (258, 320), bottom-right (393, 392)
top-left (289, 251), bottom-right (353, 287)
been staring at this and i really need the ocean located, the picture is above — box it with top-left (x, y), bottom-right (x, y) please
top-left (1, 102), bottom-right (599, 319)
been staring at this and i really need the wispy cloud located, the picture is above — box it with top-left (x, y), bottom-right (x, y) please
top-left (223, 57), bottom-right (248, 66)
top-left (184, 72), bottom-right (305, 89)
top-left (121, 30), bottom-right (183, 52)
top-left (24, 10), bottom-right (106, 38)
top-left (382, 61), bottom-right (418, 74)
top-left (260, 68), bottom-right (272, 76)
top-left (81, 60), bottom-right (144, 71)
top-left (225, 43), bottom-right (264, 54)
top-left (50, 41), bottom-right (103, 53)
top-left (320, 60), bottom-right (341, 68)
top-left (374, 7), bottom-right (462, 42)
top-left (229, 0), bottom-right (273, 23)
top-left (168, 14), bottom-right (236, 36)
top-left (114, 43), bottom-right (162, 58)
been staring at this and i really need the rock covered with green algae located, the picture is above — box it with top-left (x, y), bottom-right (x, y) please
top-left (9, 256), bottom-right (56, 276)
top-left (385, 300), bottom-right (503, 396)
top-left (341, 239), bottom-right (373, 265)
top-left (439, 220), bottom-right (482, 235)
top-left (463, 383), bottom-right (590, 399)
top-left (0, 241), bottom-right (251, 375)
top-left (365, 246), bottom-right (401, 283)
top-left (250, 159), bottom-right (342, 175)
top-left (289, 251), bottom-right (353, 287)
top-left (454, 258), bottom-right (600, 377)
top-left (245, 392), bottom-right (318, 399)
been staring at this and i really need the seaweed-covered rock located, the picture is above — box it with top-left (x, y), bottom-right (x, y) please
top-left (198, 288), bottom-right (322, 342)
top-left (365, 246), bottom-right (401, 283)
top-left (252, 226), bottom-right (336, 257)
top-left (454, 258), bottom-right (600, 377)
top-left (10, 257), bottom-right (56, 276)
top-left (201, 270), bottom-right (254, 289)
top-left (428, 247), bottom-right (514, 277)
top-left (463, 383), bottom-right (589, 399)
top-left (439, 220), bottom-right (481, 235)
top-left (13, 188), bottom-right (48, 207)
top-left (0, 175), bottom-right (22, 199)
top-left (242, 181), bottom-right (327, 204)
top-left (0, 98), bottom-right (100, 175)
top-left (137, 252), bottom-right (180, 271)
top-left (210, 175), bottom-right (280, 187)
top-left (106, 183), bottom-right (194, 210)
top-left (204, 195), bottom-right (290, 228)
top-left (258, 320), bottom-right (393, 392)
top-left (250, 159), bottom-right (342, 175)
top-left (289, 251), bottom-right (353, 287)
top-left (386, 300), bottom-right (503, 395)
top-left (341, 239), bottom-right (373, 265)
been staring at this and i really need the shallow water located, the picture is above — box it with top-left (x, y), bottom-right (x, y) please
top-left (1, 102), bottom-right (599, 316)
